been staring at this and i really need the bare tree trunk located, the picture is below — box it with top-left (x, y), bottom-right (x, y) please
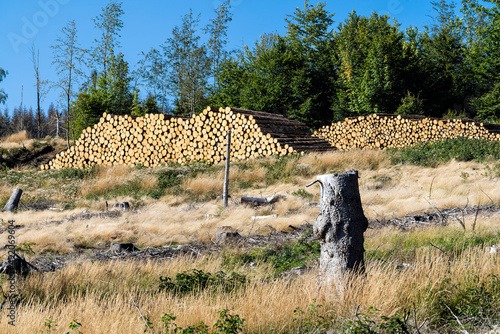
top-left (307, 170), bottom-right (368, 294)
top-left (2, 188), bottom-right (23, 212)
top-left (55, 112), bottom-right (60, 137)
top-left (223, 130), bottom-right (231, 208)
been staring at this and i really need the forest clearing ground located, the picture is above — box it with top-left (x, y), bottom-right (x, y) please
top-left (0, 137), bottom-right (499, 333)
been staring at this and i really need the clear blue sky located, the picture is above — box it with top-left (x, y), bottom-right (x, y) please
top-left (0, 0), bottom-right (438, 118)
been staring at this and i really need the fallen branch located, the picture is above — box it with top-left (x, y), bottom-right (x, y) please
top-left (241, 195), bottom-right (287, 206)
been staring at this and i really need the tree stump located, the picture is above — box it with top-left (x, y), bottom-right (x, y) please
top-left (307, 170), bottom-right (368, 293)
top-left (2, 188), bottom-right (23, 212)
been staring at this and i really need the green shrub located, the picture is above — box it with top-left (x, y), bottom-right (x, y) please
top-left (428, 274), bottom-right (500, 331)
top-left (387, 137), bottom-right (500, 167)
top-left (159, 269), bottom-right (247, 295)
top-left (147, 309), bottom-right (244, 334)
top-left (293, 302), bottom-right (329, 333)
top-left (344, 308), bottom-right (412, 334)
top-left (51, 167), bottom-right (96, 179)
top-left (292, 189), bottom-right (313, 199)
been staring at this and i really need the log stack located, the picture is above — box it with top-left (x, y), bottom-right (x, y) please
top-left (314, 114), bottom-right (500, 151)
top-left (43, 107), bottom-right (334, 170)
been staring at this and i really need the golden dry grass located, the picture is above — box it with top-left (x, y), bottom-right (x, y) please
top-left (0, 239), bottom-right (497, 333)
top-left (183, 173), bottom-right (224, 195)
top-left (80, 165), bottom-right (134, 197)
top-left (1, 148), bottom-right (500, 332)
top-left (1, 130), bottom-right (30, 143)
top-left (2, 150), bottom-right (499, 252)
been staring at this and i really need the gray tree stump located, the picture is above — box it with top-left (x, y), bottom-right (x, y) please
top-left (2, 188), bottom-right (23, 212)
top-left (307, 170), bottom-right (368, 293)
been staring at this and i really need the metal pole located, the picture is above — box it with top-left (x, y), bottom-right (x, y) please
top-left (223, 130), bottom-right (231, 208)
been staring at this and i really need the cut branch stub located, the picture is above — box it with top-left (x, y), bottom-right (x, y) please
top-left (308, 170), bottom-right (368, 291)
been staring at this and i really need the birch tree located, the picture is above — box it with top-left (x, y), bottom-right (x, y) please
top-left (163, 10), bottom-right (210, 115)
top-left (51, 20), bottom-right (84, 146)
top-left (91, 0), bottom-right (124, 77)
top-left (204, 0), bottom-right (232, 89)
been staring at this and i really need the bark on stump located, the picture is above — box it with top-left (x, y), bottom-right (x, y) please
top-left (307, 170), bottom-right (368, 293)
top-left (2, 188), bottom-right (23, 212)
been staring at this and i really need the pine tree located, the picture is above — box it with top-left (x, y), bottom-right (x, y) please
top-left (0, 68), bottom-right (7, 105)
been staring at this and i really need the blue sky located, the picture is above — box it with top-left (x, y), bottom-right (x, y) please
top-left (0, 0), bottom-right (438, 118)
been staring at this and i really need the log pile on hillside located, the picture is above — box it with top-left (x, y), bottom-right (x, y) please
top-left (43, 107), bottom-right (333, 169)
top-left (314, 114), bottom-right (500, 151)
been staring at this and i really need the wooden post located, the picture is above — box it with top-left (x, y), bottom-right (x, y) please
top-left (223, 130), bottom-right (231, 208)
top-left (307, 171), bottom-right (368, 294)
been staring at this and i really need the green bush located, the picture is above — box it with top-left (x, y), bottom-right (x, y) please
top-left (344, 307), bottom-right (412, 334)
top-left (147, 309), bottom-right (244, 334)
top-left (159, 269), bottom-right (247, 295)
top-left (428, 274), bottom-right (500, 331)
top-left (387, 137), bottom-right (500, 167)
top-left (51, 167), bottom-right (96, 179)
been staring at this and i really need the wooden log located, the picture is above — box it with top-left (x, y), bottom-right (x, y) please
top-left (2, 188), bottom-right (23, 212)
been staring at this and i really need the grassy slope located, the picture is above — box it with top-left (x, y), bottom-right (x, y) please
top-left (0, 135), bottom-right (499, 333)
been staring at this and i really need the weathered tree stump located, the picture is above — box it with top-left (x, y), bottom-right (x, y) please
top-left (307, 170), bottom-right (368, 293)
top-left (0, 251), bottom-right (38, 277)
top-left (2, 188), bottom-right (23, 212)
top-left (113, 202), bottom-right (130, 211)
top-left (109, 242), bottom-right (138, 253)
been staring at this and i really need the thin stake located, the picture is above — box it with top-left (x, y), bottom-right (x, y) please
top-left (223, 130), bottom-right (231, 208)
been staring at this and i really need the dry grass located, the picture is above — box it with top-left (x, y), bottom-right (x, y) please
top-left (1, 130), bottom-right (30, 143)
top-left (1, 148), bottom-right (500, 332)
top-left (299, 149), bottom-right (390, 175)
top-left (0, 238), bottom-right (498, 333)
top-left (183, 172), bottom-right (224, 196)
top-left (3, 151), bottom-right (500, 252)
top-left (80, 165), bottom-right (133, 197)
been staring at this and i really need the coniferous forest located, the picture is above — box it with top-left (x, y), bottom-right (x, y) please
top-left (1, 0), bottom-right (500, 140)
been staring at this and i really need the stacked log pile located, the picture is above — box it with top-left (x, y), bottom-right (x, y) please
top-left (43, 107), bottom-right (334, 169)
top-left (314, 114), bottom-right (500, 151)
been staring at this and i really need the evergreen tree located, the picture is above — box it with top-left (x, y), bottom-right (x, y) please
top-left (143, 93), bottom-right (161, 114)
top-left (417, 0), bottom-right (471, 117)
top-left (282, 1), bottom-right (336, 126)
top-left (0, 68), bottom-right (7, 105)
top-left (72, 53), bottom-right (134, 138)
top-left (131, 91), bottom-right (143, 116)
top-left (0, 108), bottom-right (11, 136)
top-left (213, 2), bottom-right (337, 128)
top-left (210, 55), bottom-right (247, 108)
top-left (107, 53), bottom-right (134, 115)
